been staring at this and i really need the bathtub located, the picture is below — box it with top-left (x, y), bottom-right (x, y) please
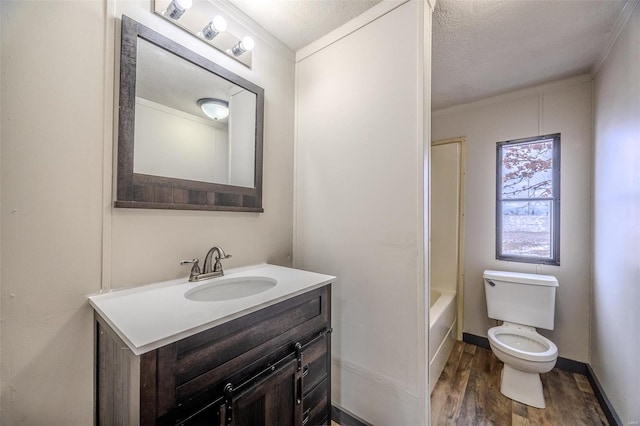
top-left (429, 289), bottom-right (457, 393)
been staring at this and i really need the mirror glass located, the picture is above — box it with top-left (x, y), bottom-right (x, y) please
top-left (116, 16), bottom-right (264, 212)
top-left (134, 38), bottom-right (256, 188)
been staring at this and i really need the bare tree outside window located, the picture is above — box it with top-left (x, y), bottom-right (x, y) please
top-left (496, 134), bottom-right (560, 265)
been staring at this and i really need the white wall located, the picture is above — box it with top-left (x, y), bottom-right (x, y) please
top-left (134, 98), bottom-right (228, 183)
top-left (228, 90), bottom-right (256, 187)
top-left (433, 76), bottom-right (593, 362)
top-left (1, 2), bottom-right (105, 422)
top-left (295, 1), bottom-right (430, 424)
top-left (0, 0), bottom-right (3, 407)
top-left (591, 4), bottom-right (640, 424)
top-left (0, 0), bottom-right (296, 423)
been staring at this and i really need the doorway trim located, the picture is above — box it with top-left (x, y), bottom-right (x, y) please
top-left (431, 137), bottom-right (466, 339)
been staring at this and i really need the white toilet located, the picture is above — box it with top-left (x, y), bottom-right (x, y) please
top-left (483, 270), bottom-right (559, 409)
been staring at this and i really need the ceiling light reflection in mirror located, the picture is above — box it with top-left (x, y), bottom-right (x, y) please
top-left (134, 38), bottom-right (257, 188)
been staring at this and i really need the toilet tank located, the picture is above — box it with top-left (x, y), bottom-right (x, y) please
top-left (483, 270), bottom-right (558, 330)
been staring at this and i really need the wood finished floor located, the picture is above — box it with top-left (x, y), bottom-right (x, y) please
top-left (431, 342), bottom-right (609, 425)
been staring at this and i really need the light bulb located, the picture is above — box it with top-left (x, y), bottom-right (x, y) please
top-left (213, 16), bottom-right (227, 32)
top-left (241, 36), bottom-right (255, 52)
top-left (166, 0), bottom-right (192, 20)
top-left (202, 15), bottom-right (227, 40)
top-left (231, 36), bottom-right (255, 56)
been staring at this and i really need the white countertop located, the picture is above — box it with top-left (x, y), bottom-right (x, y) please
top-left (88, 264), bottom-right (335, 355)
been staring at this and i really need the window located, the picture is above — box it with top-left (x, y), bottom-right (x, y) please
top-left (496, 134), bottom-right (560, 265)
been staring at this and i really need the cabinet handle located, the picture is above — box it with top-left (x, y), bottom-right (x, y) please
top-left (296, 376), bottom-right (302, 405)
top-left (223, 383), bottom-right (234, 426)
top-left (302, 364), bottom-right (309, 377)
top-left (302, 408), bottom-right (311, 425)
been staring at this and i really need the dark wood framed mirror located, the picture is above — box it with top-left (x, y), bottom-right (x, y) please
top-left (115, 15), bottom-right (264, 212)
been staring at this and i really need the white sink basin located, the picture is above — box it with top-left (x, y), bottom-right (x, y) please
top-left (185, 276), bottom-right (277, 302)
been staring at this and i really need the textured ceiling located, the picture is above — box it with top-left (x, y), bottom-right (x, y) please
top-left (432, 0), bottom-right (629, 110)
top-left (228, 0), bottom-right (384, 51)
top-left (227, 0), bottom-right (630, 110)
top-left (137, 38), bottom-right (241, 123)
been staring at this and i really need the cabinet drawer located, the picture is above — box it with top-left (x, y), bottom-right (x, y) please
top-left (302, 334), bottom-right (328, 394)
top-left (177, 287), bottom-right (328, 383)
top-left (302, 378), bottom-right (329, 426)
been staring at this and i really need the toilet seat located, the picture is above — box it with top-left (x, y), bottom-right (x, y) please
top-left (488, 324), bottom-right (557, 362)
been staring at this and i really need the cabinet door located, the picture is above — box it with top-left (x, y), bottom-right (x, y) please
top-left (178, 358), bottom-right (300, 426)
top-left (229, 358), bottom-right (301, 426)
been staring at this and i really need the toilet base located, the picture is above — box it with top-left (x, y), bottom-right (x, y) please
top-left (500, 364), bottom-right (546, 408)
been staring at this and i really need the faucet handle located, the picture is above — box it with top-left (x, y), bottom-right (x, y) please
top-left (180, 258), bottom-right (201, 279)
top-left (215, 247), bottom-right (232, 260)
top-left (212, 250), bottom-right (231, 274)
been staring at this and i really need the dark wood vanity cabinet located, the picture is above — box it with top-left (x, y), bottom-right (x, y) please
top-left (96, 285), bottom-right (331, 426)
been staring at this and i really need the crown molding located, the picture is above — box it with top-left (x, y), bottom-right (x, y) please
top-left (592, 0), bottom-right (639, 76)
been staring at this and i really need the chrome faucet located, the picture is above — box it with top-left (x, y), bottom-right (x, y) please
top-left (181, 246), bottom-right (232, 282)
top-left (203, 246), bottom-right (231, 275)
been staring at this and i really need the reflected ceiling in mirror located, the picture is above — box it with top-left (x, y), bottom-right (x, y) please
top-left (116, 16), bottom-right (264, 212)
top-left (134, 38), bottom-right (256, 188)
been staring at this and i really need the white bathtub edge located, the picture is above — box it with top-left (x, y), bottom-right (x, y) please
top-left (429, 319), bottom-right (457, 394)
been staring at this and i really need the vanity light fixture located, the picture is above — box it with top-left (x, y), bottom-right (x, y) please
top-left (198, 98), bottom-right (229, 121)
top-left (231, 36), bottom-right (255, 57)
top-left (154, 0), bottom-right (255, 67)
top-left (165, 0), bottom-right (192, 20)
top-left (202, 15), bottom-right (227, 40)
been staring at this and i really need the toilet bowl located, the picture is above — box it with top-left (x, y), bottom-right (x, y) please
top-left (488, 322), bottom-right (558, 408)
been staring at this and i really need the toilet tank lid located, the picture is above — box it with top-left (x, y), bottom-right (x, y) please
top-left (483, 270), bottom-right (559, 287)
